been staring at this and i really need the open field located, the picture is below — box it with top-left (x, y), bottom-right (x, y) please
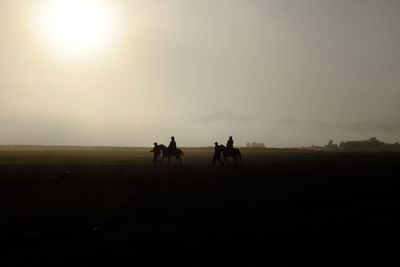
top-left (1, 146), bottom-right (400, 266)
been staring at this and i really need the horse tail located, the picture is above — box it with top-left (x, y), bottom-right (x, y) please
top-left (180, 149), bottom-right (184, 156)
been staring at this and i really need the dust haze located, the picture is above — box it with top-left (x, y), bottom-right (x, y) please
top-left (1, 0), bottom-right (400, 147)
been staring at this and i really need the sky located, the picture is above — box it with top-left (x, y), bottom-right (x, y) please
top-left (1, 0), bottom-right (400, 147)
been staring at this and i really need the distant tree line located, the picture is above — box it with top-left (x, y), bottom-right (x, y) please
top-left (246, 142), bottom-right (266, 148)
top-left (325, 137), bottom-right (400, 151)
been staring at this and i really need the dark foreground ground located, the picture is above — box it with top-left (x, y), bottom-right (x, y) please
top-left (1, 146), bottom-right (400, 266)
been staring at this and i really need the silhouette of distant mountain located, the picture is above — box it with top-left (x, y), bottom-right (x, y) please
top-left (191, 111), bottom-right (253, 124)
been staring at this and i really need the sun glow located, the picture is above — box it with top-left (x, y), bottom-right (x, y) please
top-left (34, 0), bottom-right (121, 59)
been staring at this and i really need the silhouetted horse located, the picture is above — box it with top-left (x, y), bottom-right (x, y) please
top-left (158, 144), bottom-right (184, 165)
top-left (220, 145), bottom-right (242, 165)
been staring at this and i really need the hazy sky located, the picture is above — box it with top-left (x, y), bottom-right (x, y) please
top-left (1, 0), bottom-right (400, 147)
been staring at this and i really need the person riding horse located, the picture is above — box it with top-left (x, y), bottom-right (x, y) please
top-left (157, 137), bottom-right (184, 165)
top-left (226, 136), bottom-right (234, 150)
top-left (220, 144), bottom-right (242, 165)
top-left (168, 136), bottom-right (177, 154)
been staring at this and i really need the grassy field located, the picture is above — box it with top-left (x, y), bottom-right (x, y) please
top-left (1, 146), bottom-right (400, 266)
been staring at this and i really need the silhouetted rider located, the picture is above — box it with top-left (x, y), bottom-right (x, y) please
top-left (226, 136), bottom-right (234, 150)
top-left (168, 136), bottom-right (177, 154)
top-left (150, 142), bottom-right (162, 165)
top-left (212, 142), bottom-right (222, 166)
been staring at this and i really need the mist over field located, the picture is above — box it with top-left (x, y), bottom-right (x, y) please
top-left (1, 0), bottom-right (400, 147)
top-left (2, 2), bottom-right (400, 266)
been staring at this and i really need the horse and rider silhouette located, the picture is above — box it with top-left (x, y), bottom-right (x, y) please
top-left (150, 136), bottom-right (184, 165)
top-left (213, 136), bottom-right (242, 166)
top-left (151, 136), bottom-right (241, 166)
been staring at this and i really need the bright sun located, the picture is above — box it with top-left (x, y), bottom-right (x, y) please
top-left (35, 0), bottom-right (120, 59)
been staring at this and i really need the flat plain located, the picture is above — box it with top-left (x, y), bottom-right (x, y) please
top-left (1, 146), bottom-right (399, 266)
